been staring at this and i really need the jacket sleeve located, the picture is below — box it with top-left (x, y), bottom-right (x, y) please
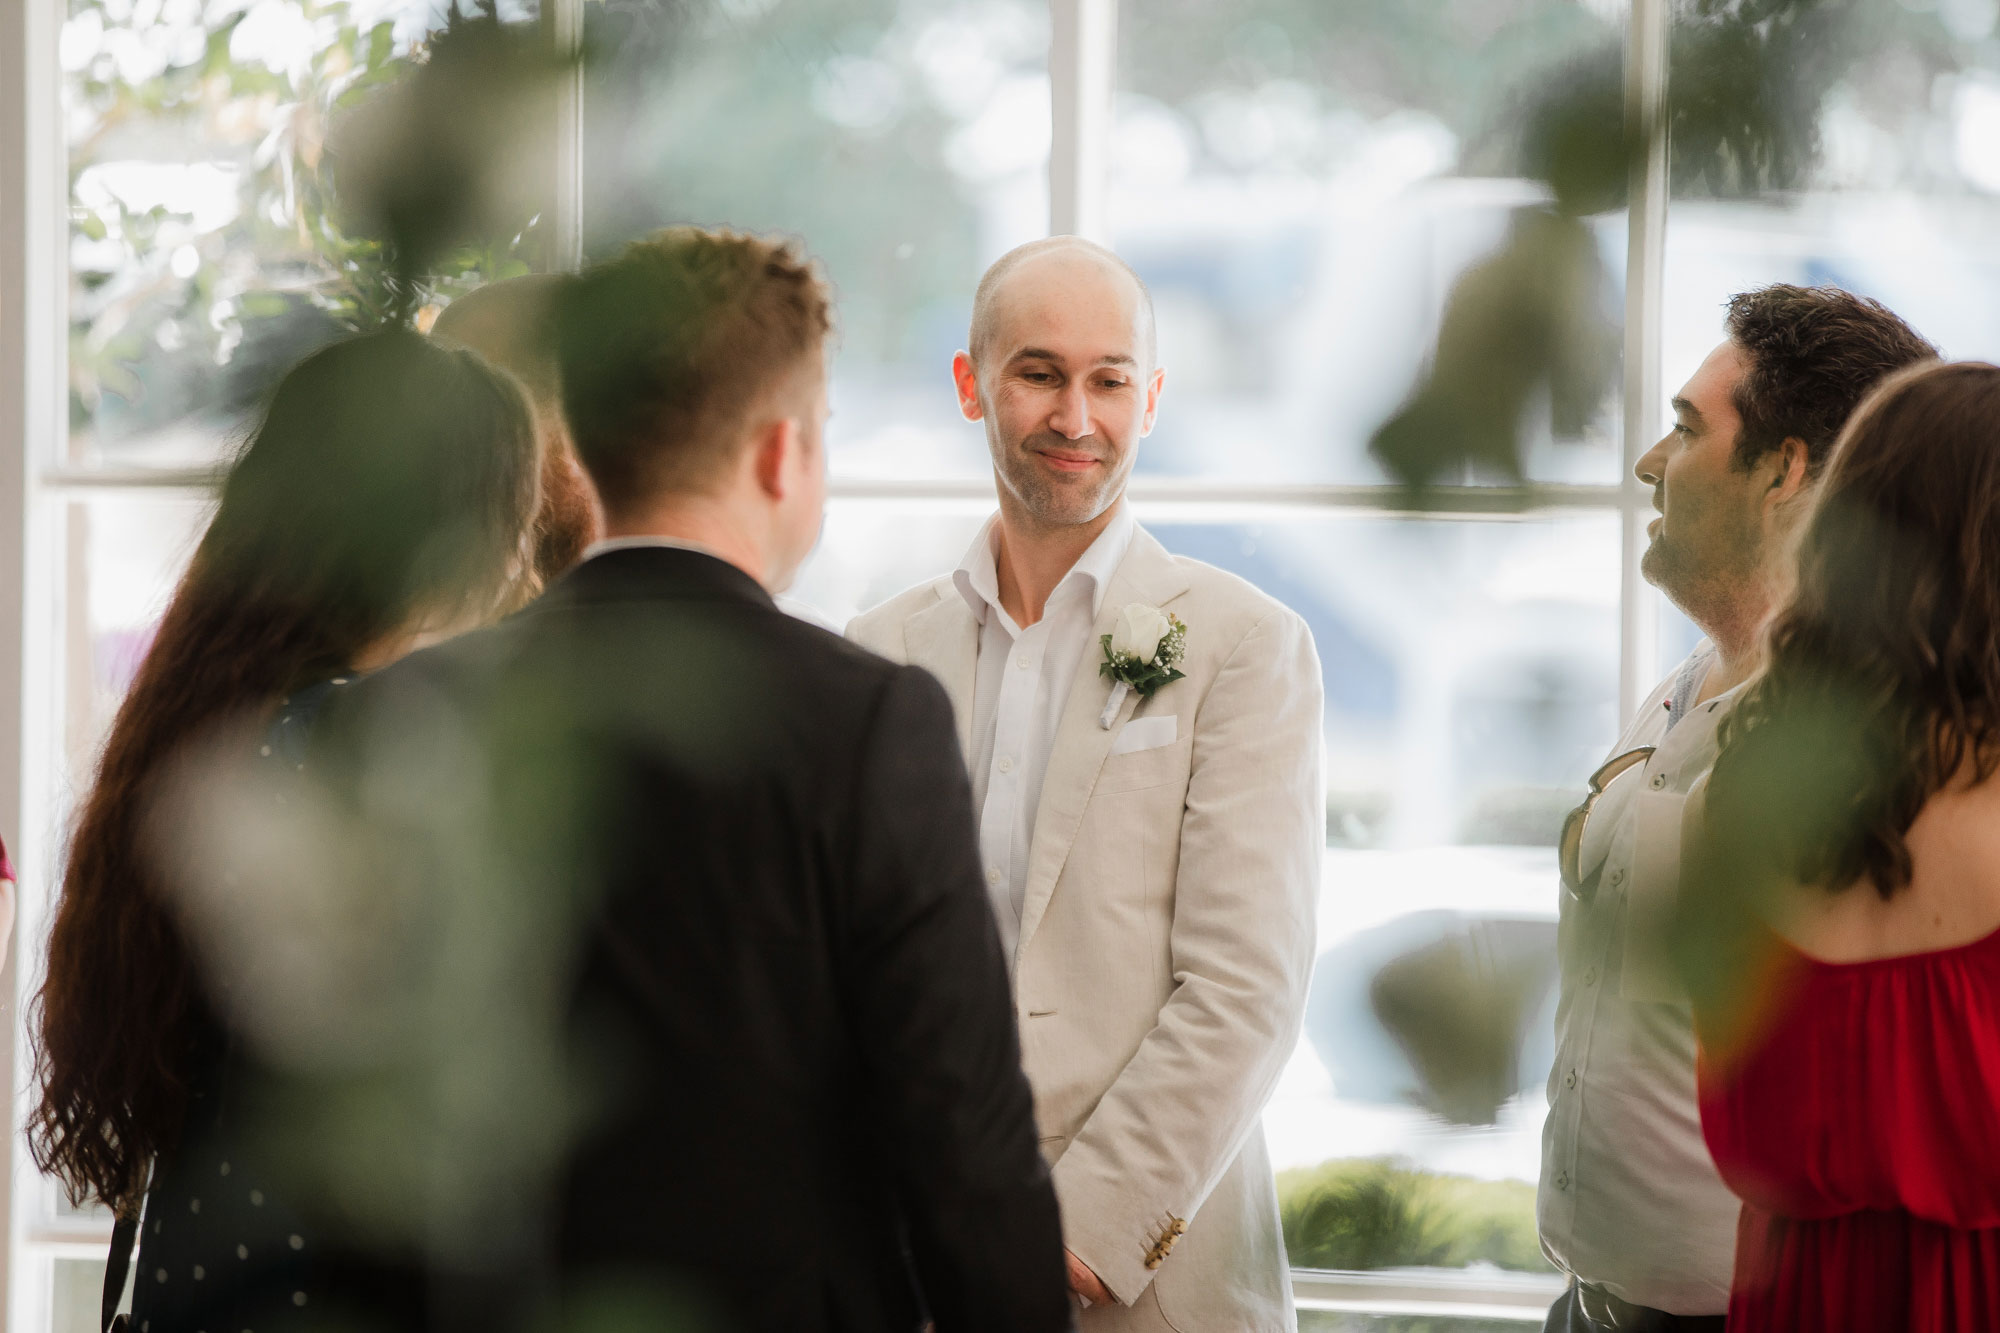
top-left (843, 601), bottom-right (909, 661)
top-left (1052, 608), bottom-right (1323, 1304)
top-left (842, 664), bottom-right (1074, 1333)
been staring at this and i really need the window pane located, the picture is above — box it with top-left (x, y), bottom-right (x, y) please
top-left (63, 0), bottom-right (538, 471)
top-left (793, 501), bottom-right (1615, 1276)
top-left (583, 0), bottom-right (1049, 482)
top-left (61, 495), bottom-right (213, 806)
top-left (786, 501), bottom-right (988, 629)
top-left (1152, 513), bottom-right (1610, 1277)
top-left (53, 1259), bottom-right (112, 1333)
top-left (1110, 2), bottom-right (1629, 488)
top-left (1664, 9), bottom-right (2000, 396)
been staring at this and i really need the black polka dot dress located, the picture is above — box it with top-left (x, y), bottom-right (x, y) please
top-left (125, 680), bottom-right (354, 1333)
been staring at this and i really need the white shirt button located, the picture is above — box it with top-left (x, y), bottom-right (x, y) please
top-left (1582, 966), bottom-right (1598, 987)
top-left (1607, 868), bottom-right (1625, 888)
top-left (986, 868), bottom-right (1002, 887)
top-left (1650, 772), bottom-right (1668, 790)
top-left (997, 756), bottom-right (1014, 775)
top-left (1016, 655), bottom-right (1032, 670)
top-left (1555, 1170), bottom-right (1571, 1190)
top-left (1564, 1069), bottom-right (1578, 1089)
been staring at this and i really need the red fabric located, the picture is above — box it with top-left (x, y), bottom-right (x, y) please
top-left (1698, 924), bottom-right (2000, 1331)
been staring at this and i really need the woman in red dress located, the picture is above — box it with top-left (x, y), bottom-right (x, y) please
top-left (1692, 359), bottom-right (2000, 1331)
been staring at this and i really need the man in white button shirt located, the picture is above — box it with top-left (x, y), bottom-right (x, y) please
top-left (1540, 285), bottom-right (1935, 1332)
top-left (850, 236), bottom-right (1323, 1332)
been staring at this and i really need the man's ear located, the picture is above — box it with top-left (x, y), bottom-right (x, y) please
top-left (1768, 436), bottom-right (1811, 509)
top-left (951, 350), bottom-right (984, 422)
top-left (751, 416), bottom-right (801, 501)
top-left (1140, 366), bottom-right (1165, 437)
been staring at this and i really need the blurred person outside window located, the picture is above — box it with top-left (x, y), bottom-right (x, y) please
top-left (323, 227), bottom-right (1072, 1333)
top-left (29, 330), bottom-right (544, 1333)
top-left (1540, 286), bottom-right (1936, 1333)
top-left (1692, 360), bottom-right (2000, 1333)
top-left (849, 236), bottom-right (1323, 1332)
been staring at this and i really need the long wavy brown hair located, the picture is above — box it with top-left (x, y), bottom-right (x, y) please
top-left (1706, 359), bottom-right (2000, 903)
top-left (31, 330), bottom-right (540, 1213)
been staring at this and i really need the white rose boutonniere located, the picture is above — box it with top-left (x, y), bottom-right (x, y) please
top-left (1097, 603), bottom-right (1188, 728)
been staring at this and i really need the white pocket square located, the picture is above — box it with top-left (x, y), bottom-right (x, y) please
top-left (1109, 715), bottom-right (1178, 757)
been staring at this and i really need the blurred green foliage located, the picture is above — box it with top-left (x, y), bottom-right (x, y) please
top-left (1300, 1314), bottom-right (1534, 1333)
top-left (1279, 1158), bottom-right (1552, 1273)
top-left (65, 0), bottom-right (542, 450)
top-left (1669, 0), bottom-right (1987, 199)
top-left (1350, 0), bottom-right (1995, 490)
top-left (582, 0), bottom-right (1046, 373)
top-left (1122, 0), bottom-right (1612, 178)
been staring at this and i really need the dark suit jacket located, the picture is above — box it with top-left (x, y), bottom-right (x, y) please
top-left (322, 547), bottom-right (1070, 1333)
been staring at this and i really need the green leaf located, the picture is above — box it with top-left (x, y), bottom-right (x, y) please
top-left (367, 20), bottom-right (395, 71)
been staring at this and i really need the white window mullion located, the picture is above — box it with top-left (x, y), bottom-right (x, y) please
top-left (1619, 0), bottom-right (1670, 726)
top-left (544, 0), bottom-right (586, 273)
top-left (1047, 0), bottom-right (1116, 240)
top-left (1, 0), bottom-right (73, 1323)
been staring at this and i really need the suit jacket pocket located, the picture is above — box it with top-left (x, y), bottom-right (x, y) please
top-left (1109, 714), bottom-right (1178, 756)
top-left (1093, 734), bottom-right (1194, 796)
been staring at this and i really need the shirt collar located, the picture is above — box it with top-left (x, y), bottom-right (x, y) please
top-left (582, 534), bottom-right (734, 565)
top-left (951, 502), bottom-right (1137, 629)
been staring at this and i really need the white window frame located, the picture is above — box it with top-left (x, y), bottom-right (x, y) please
top-left (0, 0), bottom-right (1672, 1321)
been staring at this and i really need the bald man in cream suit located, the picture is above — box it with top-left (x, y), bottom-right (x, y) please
top-left (849, 237), bottom-right (1322, 1332)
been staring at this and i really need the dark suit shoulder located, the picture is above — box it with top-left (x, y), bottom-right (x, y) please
top-left (315, 612), bottom-right (513, 736)
top-left (322, 566), bottom-right (934, 783)
top-left (758, 601), bottom-right (922, 690)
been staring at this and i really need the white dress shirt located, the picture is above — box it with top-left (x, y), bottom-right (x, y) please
top-left (953, 504), bottom-right (1136, 970)
top-left (1537, 644), bottom-right (1743, 1315)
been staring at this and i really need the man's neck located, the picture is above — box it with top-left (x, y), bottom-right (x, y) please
top-left (993, 499), bottom-right (1119, 628)
top-left (1690, 599), bottom-right (1769, 706)
top-left (602, 501), bottom-right (768, 588)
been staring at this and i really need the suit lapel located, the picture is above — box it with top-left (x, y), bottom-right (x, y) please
top-left (1015, 528), bottom-right (1193, 958)
top-left (903, 586), bottom-right (980, 762)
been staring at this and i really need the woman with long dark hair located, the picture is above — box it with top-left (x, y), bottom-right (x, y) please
top-left (1694, 359), bottom-right (2000, 1331)
top-left (30, 329), bottom-right (540, 1331)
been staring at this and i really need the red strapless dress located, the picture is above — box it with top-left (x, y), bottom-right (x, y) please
top-left (1697, 923), bottom-right (2000, 1331)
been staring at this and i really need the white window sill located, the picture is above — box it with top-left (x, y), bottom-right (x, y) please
top-left (1293, 1266), bottom-right (1565, 1323)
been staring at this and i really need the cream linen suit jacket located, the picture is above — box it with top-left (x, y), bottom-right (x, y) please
top-left (849, 525), bottom-right (1322, 1333)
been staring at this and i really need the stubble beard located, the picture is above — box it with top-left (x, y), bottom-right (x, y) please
top-left (1641, 518), bottom-right (1764, 636)
top-left (994, 433), bottom-right (1125, 531)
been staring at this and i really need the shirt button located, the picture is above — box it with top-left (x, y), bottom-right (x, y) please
top-left (1607, 868), bottom-right (1625, 888)
top-left (1582, 966), bottom-right (1598, 987)
top-left (1563, 1069), bottom-right (1578, 1090)
top-left (986, 868), bottom-right (1002, 887)
top-left (1555, 1170), bottom-right (1571, 1190)
top-left (1650, 772), bottom-right (1668, 790)
top-left (997, 756), bottom-right (1014, 775)
top-left (1016, 655), bottom-right (1032, 670)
